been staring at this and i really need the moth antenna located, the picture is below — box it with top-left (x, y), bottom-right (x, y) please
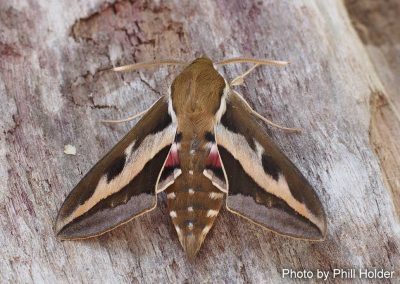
top-left (232, 90), bottom-right (302, 133)
top-left (111, 60), bottom-right (186, 72)
top-left (215, 57), bottom-right (289, 67)
top-left (230, 64), bottom-right (261, 86)
top-left (100, 109), bottom-right (149, 124)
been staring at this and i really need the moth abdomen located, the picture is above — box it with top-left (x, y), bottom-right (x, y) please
top-left (166, 178), bottom-right (224, 258)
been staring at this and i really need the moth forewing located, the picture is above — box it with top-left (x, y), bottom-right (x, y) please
top-left (56, 97), bottom-right (177, 239)
top-left (215, 91), bottom-right (327, 240)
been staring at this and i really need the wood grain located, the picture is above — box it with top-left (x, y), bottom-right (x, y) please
top-left (1, 0), bottom-right (399, 283)
top-left (345, 0), bottom-right (400, 218)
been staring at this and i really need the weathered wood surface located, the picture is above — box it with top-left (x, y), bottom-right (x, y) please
top-left (344, 0), bottom-right (400, 218)
top-left (1, 0), bottom-right (399, 283)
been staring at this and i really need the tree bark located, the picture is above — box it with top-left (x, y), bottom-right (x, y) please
top-left (1, 0), bottom-right (399, 283)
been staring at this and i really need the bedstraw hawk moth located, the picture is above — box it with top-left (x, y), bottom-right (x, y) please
top-left (55, 57), bottom-right (327, 259)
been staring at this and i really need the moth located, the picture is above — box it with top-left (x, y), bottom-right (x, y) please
top-left (55, 56), bottom-right (327, 258)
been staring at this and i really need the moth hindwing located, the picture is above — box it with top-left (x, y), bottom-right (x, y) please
top-left (56, 56), bottom-right (326, 259)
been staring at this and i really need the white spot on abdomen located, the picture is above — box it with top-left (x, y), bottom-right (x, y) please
top-left (209, 192), bottom-right (224, 199)
top-left (167, 192), bottom-right (176, 199)
top-left (206, 209), bottom-right (218, 217)
top-left (170, 211), bottom-right (177, 218)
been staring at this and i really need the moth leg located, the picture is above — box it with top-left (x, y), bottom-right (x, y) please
top-left (230, 64), bottom-right (260, 86)
top-left (232, 90), bottom-right (302, 133)
top-left (251, 110), bottom-right (302, 133)
top-left (100, 97), bottom-right (163, 124)
top-left (100, 108), bottom-right (149, 124)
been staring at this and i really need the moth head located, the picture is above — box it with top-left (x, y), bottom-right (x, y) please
top-left (187, 56), bottom-right (213, 68)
